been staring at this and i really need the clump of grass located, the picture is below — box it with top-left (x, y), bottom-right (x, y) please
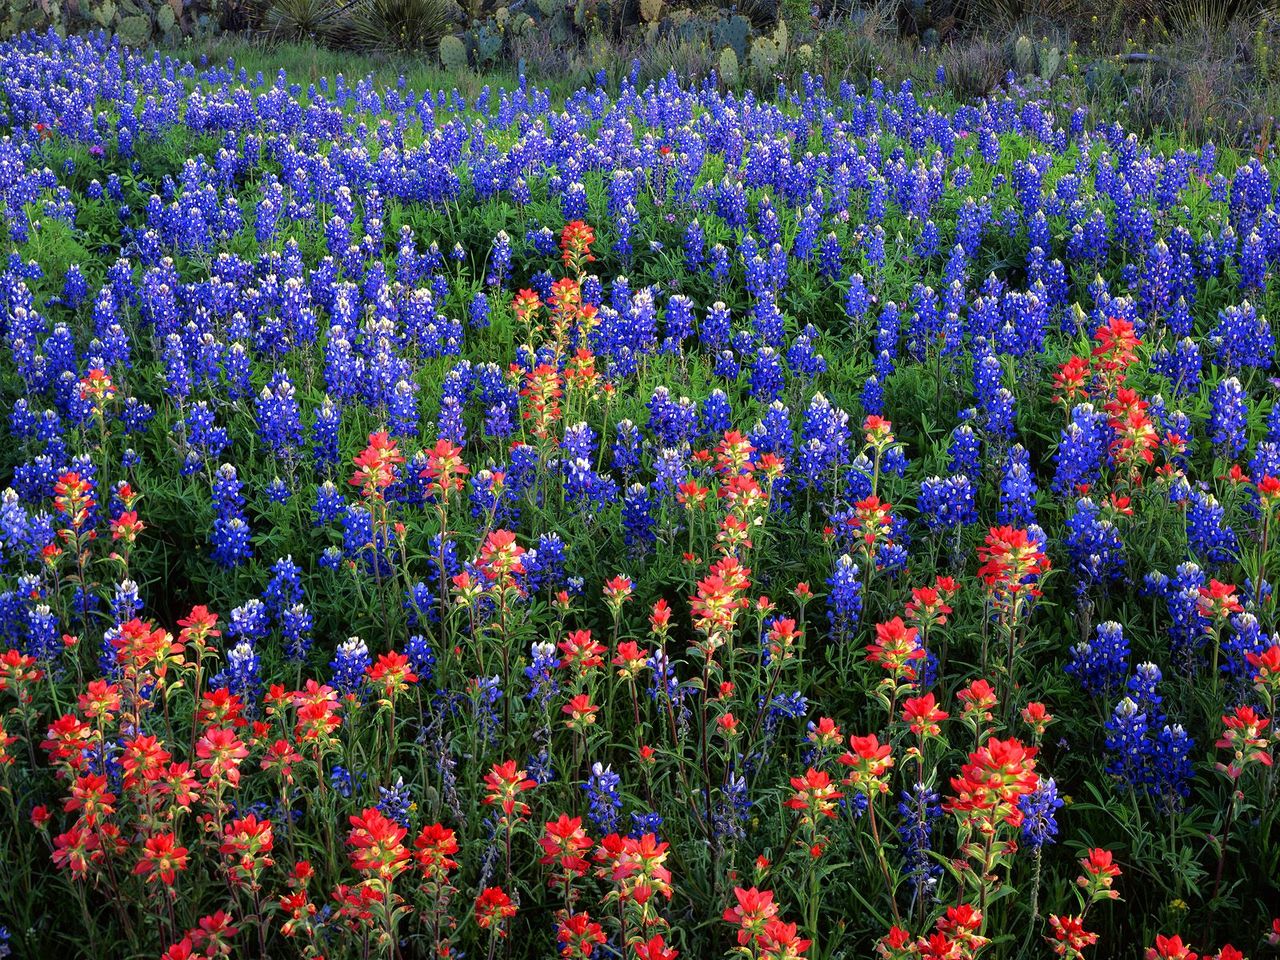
top-left (940, 35), bottom-right (1007, 95)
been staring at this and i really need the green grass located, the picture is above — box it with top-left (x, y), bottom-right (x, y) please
top-left (166, 35), bottom-right (579, 98)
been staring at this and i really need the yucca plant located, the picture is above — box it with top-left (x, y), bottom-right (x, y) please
top-left (1164, 0), bottom-right (1280, 35)
top-left (263, 0), bottom-right (340, 41)
top-left (347, 0), bottom-right (451, 53)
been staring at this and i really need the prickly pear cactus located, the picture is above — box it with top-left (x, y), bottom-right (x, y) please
top-left (718, 46), bottom-right (740, 86)
top-left (1037, 42), bottom-right (1061, 80)
top-left (439, 33), bottom-right (468, 71)
top-left (712, 13), bottom-right (750, 60)
top-left (749, 34), bottom-right (780, 74)
top-left (639, 0), bottom-right (660, 24)
top-left (1014, 34), bottom-right (1035, 76)
top-left (471, 23), bottom-right (501, 63)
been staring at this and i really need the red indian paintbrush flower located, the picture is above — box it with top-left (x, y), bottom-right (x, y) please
top-left (420, 438), bottom-right (469, 498)
top-left (562, 693), bottom-right (600, 731)
top-left (483, 760), bottom-right (536, 819)
top-left (977, 526), bottom-right (1050, 604)
top-left (757, 919), bottom-right (812, 960)
top-left (945, 737), bottom-right (1039, 826)
top-left (1046, 914), bottom-right (1098, 959)
top-left (1215, 705), bottom-right (1272, 779)
top-left (838, 734), bottom-right (895, 795)
top-left (195, 726), bottom-right (249, 789)
top-left (366, 651), bottom-right (417, 703)
top-left (634, 934), bottom-right (680, 960)
top-left (221, 814), bottom-right (275, 888)
top-left (413, 822), bottom-right (459, 879)
top-left (866, 617), bottom-right (925, 679)
top-left (1144, 935), bottom-right (1198, 960)
top-left (1198, 580), bottom-right (1243, 624)
top-left (902, 693), bottom-right (948, 738)
top-left (1076, 848), bottom-right (1122, 902)
top-left (347, 807), bottom-right (409, 882)
top-left (784, 768), bottom-right (843, 822)
top-left (133, 831), bottom-right (189, 886)
top-left (349, 431), bottom-right (404, 497)
top-left (560, 220), bottom-right (596, 271)
top-left (557, 911), bottom-right (607, 959)
top-left (558, 629), bottom-right (606, 674)
top-left (538, 814), bottom-right (593, 879)
top-left (724, 886), bottom-right (780, 946)
top-left (475, 886), bottom-right (517, 935)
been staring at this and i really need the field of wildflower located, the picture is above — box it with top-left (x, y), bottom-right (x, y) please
top-left (2, 23), bottom-right (1280, 960)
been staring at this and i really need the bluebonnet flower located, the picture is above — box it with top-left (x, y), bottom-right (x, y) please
top-left (330, 636), bottom-right (371, 697)
top-left (918, 475), bottom-right (977, 531)
top-left (998, 445), bottom-right (1038, 526)
top-left (1211, 302), bottom-right (1272, 371)
top-left (1066, 621), bottom-right (1131, 698)
top-left (110, 580), bottom-right (142, 624)
top-left (377, 777), bottom-right (414, 828)
top-left (826, 554), bottom-right (863, 643)
top-left (25, 604), bottom-right (60, 662)
top-left (712, 775), bottom-right (751, 842)
top-left (404, 634), bottom-right (436, 684)
top-left (1150, 723), bottom-right (1195, 806)
top-left (1053, 404), bottom-right (1109, 494)
top-left (468, 292), bottom-right (490, 329)
top-left (683, 219), bottom-right (704, 273)
top-left (562, 457), bottom-right (618, 515)
top-left (330, 765), bottom-right (362, 798)
top-left (314, 481), bottom-right (345, 526)
top-left (748, 348), bottom-right (785, 402)
top-left (523, 533), bottom-right (567, 595)
top-left (1127, 662), bottom-right (1164, 720)
top-left (228, 599), bottom-right (270, 645)
top-left (583, 762), bottom-right (622, 834)
top-left (611, 420), bottom-right (644, 476)
top-left (898, 783), bottom-right (942, 897)
top-left (210, 464), bottom-right (252, 567)
top-left (1151, 338), bottom-right (1202, 395)
top-left (647, 648), bottom-right (679, 702)
top-left (629, 811), bottom-right (663, 839)
top-left (1220, 613), bottom-right (1268, 685)
top-left (1018, 777), bottom-right (1063, 848)
top-left (486, 231), bottom-right (512, 289)
top-left (263, 556), bottom-right (304, 622)
top-left (264, 478), bottom-right (291, 504)
top-left (947, 425), bottom-right (981, 477)
top-left (765, 692), bottom-right (808, 733)
top-left (524, 641), bottom-right (560, 708)
top-left (621, 483), bottom-right (657, 553)
top-left (1185, 491), bottom-right (1237, 566)
top-left (1159, 562), bottom-right (1209, 665)
top-left (526, 747), bottom-right (555, 786)
top-left (1209, 376), bottom-right (1249, 456)
top-left (1104, 697), bottom-right (1150, 787)
top-left (282, 603), bottom-right (314, 662)
top-left (256, 369), bottom-right (304, 459)
top-left (470, 676), bottom-right (503, 745)
top-left (1064, 498), bottom-right (1126, 592)
top-left (799, 393), bottom-right (851, 492)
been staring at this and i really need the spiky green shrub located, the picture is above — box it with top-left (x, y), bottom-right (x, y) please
top-left (347, 0), bottom-right (451, 52)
